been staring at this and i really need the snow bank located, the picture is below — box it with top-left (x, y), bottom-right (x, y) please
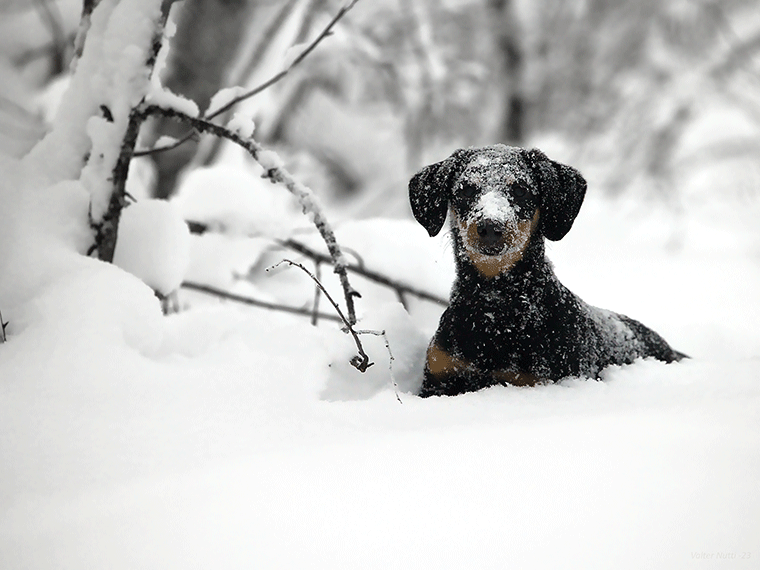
top-left (1, 150), bottom-right (759, 569)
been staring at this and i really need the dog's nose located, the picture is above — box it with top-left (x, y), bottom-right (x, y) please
top-left (476, 220), bottom-right (506, 252)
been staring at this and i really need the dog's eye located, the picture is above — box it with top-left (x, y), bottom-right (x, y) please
top-left (460, 181), bottom-right (478, 198)
top-left (512, 183), bottom-right (529, 198)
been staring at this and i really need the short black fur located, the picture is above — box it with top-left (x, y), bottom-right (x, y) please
top-left (409, 144), bottom-right (686, 397)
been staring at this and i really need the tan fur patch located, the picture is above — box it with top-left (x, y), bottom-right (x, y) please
top-left (458, 209), bottom-right (540, 278)
top-left (426, 342), bottom-right (545, 387)
top-left (492, 369), bottom-right (543, 387)
top-left (426, 342), bottom-right (472, 376)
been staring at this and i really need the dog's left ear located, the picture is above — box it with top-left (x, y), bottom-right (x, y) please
top-left (526, 148), bottom-right (587, 241)
top-left (409, 148), bottom-right (474, 237)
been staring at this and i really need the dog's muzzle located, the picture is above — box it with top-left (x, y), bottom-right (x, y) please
top-left (475, 220), bottom-right (507, 255)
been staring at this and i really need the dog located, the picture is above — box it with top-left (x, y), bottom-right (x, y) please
top-left (409, 144), bottom-right (686, 397)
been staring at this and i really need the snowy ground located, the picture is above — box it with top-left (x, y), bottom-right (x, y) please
top-left (1, 143), bottom-right (759, 569)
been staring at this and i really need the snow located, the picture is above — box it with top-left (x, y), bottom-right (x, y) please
top-left (207, 86), bottom-right (248, 117)
top-left (2, 150), bottom-right (759, 567)
top-left (112, 199), bottom-right (191, 295)
top-left (226, 112), bottom-right (256, 138)
top-left (144, 9), bottom-right (200, 118)
top-left (2, 19), bottom-right (760, 566)
top-left (173, 164), bottom-right (302, 239)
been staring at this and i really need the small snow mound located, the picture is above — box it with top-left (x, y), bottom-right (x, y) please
top-left (227, 112), bottom-right (255, 138)
top-left (206, 86), bottom-right (247, 117)
top-left (322, 301), bottom-right (428, 401)
top-left (113, 199), bottom-right (190, 295)
top-left (174, 165), bottom-right (301, 239)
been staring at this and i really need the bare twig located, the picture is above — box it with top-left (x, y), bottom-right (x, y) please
top-left (206, 0), bottom-right (361, 120)
top-left (280, 239), bottom-right (448, 307)
top-left (269, 259), bottom-right (371, 372)
top-left (181, 281), bottom-right (342, 322)
top-left (187, 221), bottom-right (449, 308)
top-left (140, 104), bottom-right (359, 325)
top-left (356, 328), bottom-right (402, 404)
top-left (135, 0), bottom-right (361, 158)
top-left (0, 310), bottom-right (8, 343)
top-left (311, 261), bottom-right (322, 326)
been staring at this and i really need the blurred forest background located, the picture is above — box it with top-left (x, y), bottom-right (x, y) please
top-left (2, 0), bottom-right (760, 222)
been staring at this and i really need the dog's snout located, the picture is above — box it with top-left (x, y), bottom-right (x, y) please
top-left (477, 220), bottom-right (503, 242)
top-left (475, 220), bottom-right (506, 254)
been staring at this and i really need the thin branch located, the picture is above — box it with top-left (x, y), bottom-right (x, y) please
top-left (205, 0), bottom-right (360, 120)
top-left (95, 106), bottom-right (143, 261)
top-left (356, 328), bottom-right (402, 404)
top-left (141, 104), bottom-right (359, 325)
top-left (187, 221), bottom-right (449, 308)
top-left (135, 0), bottom-right (361, 159)
top-left (71, 0), bottom-right (102, 67)
top-left (269, 259), bottom-right (371, 372)
top-left (181, 281), bottom-right (342, 322)
top-left (311, 261), bottom-right (322, 326)
top-left (0, 310), bottom-right (7, 343)
top-left (280, 239), bottom-right (448, 307)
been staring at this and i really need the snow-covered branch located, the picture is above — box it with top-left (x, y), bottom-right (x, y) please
top-left (140, 104), bottom-right (360, 326)
top-left (26, 0), bottom-right (177, 262)
top-left (135, 0), bottom-right (361, 159)
top-left (205, 0), bottom-right (361, 120)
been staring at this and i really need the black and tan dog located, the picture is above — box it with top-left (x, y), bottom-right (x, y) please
top-left (409, 144), bottom-right (685, 397)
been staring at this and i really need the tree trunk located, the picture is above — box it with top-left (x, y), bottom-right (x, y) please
top-left (148, 0), bottom-right (255, 199)
top-left (489, 0), bottom-right (526, 145)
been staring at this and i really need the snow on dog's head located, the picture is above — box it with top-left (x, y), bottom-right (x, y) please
top-left (449, 149), bottom-right (541, 277)
top-left (409, 144), bottom-right (587, 278)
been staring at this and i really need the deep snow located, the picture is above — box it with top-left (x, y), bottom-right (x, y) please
top-left (1, 147), bottom-right (759, 568)
top-left (0, 0), bottom-right (759, 563)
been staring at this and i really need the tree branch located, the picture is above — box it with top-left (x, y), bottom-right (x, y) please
top-left (205, 0), bottom-right (361, 120)
top-left (0, 310), bottom-right (8, 343)
top-left (181, 281), bottom-right (342, 323)
top-left (269, 259), bottom-right (371, 372)
top-left (279, 239), bottom-right (448, 307)
top-left (134, 0), bottom-right (361, 159)
top-left (186, 222), bottom-right (449, 309)
top-left (141, 104), bottom-right (359, 325)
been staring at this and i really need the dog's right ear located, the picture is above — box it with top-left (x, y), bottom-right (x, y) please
top-left (409, 148), bottom-right (474, 237)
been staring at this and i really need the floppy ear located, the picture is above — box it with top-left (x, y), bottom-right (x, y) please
top-left (526, 148), bottom-right (587, 241)
top-left (409, 148), bottom-right (474, 237)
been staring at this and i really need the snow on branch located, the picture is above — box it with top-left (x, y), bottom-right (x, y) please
top-left (135, 0), bottom-right (361, 159)
top-left (25, 0), bottom-right (178, 262)
top-left (205, 0), bottom-right (361, 119)
top-left (139, 104), bottom-right (360, 326)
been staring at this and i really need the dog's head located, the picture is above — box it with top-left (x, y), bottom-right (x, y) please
top-left (409, 144), bottom-right (587, 277)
